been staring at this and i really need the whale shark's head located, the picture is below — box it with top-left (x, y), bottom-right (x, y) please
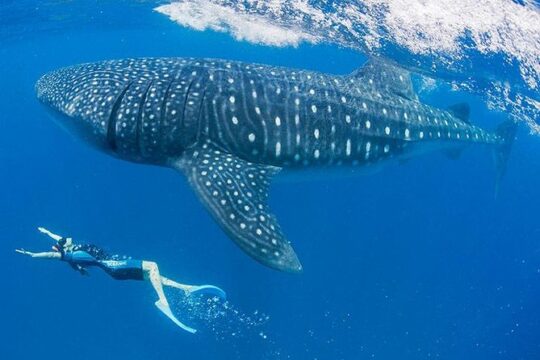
top-left (36, 59), bottom-right (203, 164)
top-left (36, 63), bottom-right (128, 155)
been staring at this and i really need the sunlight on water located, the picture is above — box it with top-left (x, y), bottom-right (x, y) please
top-left (155, 0), bottom-right (317, 47)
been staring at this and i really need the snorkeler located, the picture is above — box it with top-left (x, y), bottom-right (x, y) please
top-left (16, 227), bottom-right (226, 334)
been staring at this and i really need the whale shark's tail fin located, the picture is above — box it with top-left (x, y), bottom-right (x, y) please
top-left (494, 120), bottom-right (518, 197)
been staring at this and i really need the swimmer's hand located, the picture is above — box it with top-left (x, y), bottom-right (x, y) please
top-left (15, 249), bottom-right (35, 257)
top-left (37, 227), bottom-right (63, 241)
top-left (16, 249), bottom-right (61, 259)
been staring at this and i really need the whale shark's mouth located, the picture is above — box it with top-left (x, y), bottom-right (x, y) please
top-left (36, 70), bottom-right (77, 120)
top-left (36, 69), bottom-right (80, 123)
top-left (36, 68), bottom-right (83, 117)
top-left (35, 66), bottom-right (119, 151)
top-left (36, 71), bottom-right (59, 105)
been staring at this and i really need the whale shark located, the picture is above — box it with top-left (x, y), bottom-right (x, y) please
top-left (36, 57), bottom-right (517, 273)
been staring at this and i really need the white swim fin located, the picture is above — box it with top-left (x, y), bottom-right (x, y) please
top-left (187, 285), bottom-right (227, 300)
top-left (155, 300), bottom-right (197, 334)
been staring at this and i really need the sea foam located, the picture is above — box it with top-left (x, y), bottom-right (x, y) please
top-left (155, 0), bottom-right (318, 47)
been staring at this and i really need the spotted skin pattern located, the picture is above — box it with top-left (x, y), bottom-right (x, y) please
top-left (36, 57), bottom-right (506, 272)
top-left (177, 145), bottom-right (298, 270)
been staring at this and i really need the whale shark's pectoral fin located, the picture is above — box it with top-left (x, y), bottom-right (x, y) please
top-left (172, 146), bottom-right (302, 273)
top-left (349, 58), bottom-right (418, 101)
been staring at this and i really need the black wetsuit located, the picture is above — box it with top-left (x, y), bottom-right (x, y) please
top-left (62, 250), bottom-right (144, 280)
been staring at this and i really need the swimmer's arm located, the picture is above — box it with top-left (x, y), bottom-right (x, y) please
top-left (15, 249), bottom-right (61, 259)
top-left (37, 227), bottom-right (63, 241)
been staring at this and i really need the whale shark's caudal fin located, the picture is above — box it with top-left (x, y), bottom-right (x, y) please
top-left (172, 145), bottom-right (302, 273)
top-left (494, 120), bottom-right (518, 197)
top-left (348, 57), bottom-right (418, 101)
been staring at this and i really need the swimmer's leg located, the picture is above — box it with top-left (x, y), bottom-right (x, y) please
top-left (142, 261), bottom-right (197, 334)
top-left (161, 276), bottom-right (227, 300)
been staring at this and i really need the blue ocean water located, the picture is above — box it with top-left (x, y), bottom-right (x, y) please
top-left (1, 1), bottom-right (539, 359)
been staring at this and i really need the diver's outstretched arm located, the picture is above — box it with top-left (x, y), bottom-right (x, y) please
top-left (37, 227), bottom-right (63, 241)
top-left (15, 249), bottom-right (61, 259)
top-left (161, 276), bottom-right (227, 300)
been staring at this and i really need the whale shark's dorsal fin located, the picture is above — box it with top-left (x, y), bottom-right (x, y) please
top-left (349, 58), bottom-right (418, 101)
top-left (447, 102), bottom-right (471, 124)
top-left (172, 145), bottom-right (302, 273)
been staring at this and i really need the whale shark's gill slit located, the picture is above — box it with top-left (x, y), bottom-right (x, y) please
top-left (136, 81), bottom-right (154, 156)
top-left (107, 81), bottom-right (132, 151)
top-left (195, 89), bottom-right (207, 142)
top-left (159, 80), bottom-right (174, 150)
top-left (181, 79), bottom-right (195, 129)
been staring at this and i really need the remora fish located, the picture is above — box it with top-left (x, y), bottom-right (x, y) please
top-left (36, 57), bottom-right (517, 272)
